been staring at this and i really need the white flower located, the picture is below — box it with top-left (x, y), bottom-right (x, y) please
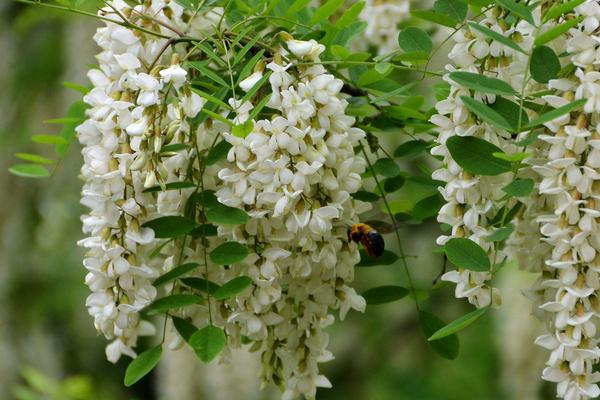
top-left (159, 64), bottom-right (188, 88)
top-left (239, 71), bottom-right (263, 92)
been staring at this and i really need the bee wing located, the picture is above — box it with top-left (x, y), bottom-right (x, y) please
top-left (364, 220), bottom-right (394, 234)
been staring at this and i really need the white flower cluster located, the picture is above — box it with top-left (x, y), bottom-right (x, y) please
top-left (215, 39), bottom-right (369, 399)
top-left (358, 0), bottom-right (410, 54)
top-left (532, 3), bottom-right (600, 399)
top-left (77, 0), bottom-right (207, 363)
top-left (431, 8), bottom-right (548, 309)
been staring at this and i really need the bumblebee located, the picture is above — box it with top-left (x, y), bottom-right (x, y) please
top-left (348, 223), bottom-right (385, 257)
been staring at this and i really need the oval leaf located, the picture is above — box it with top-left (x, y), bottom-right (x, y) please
top-left (419, 311), bottom-right (459, 360)
top-left (502, 178), bottom-right (534, 197)
top-left (214, 276), bottom-right (253, 300)
top-left (190, 325), bottom-right (226, 363)
top-left (357, 249), bottom-right (399, 267)
top-left (210, 242), bottom-right (249, 265)
top-left (206, 204), bottom-right (250, 225)
top-left (153, 262), bottom-right (200, 287)
top-left (142, 216), bottom-right (196, 238)
top-left (444, 238), bottom-right (490, 272)
top-left (468, 22), bottom-right (526, 55)
top-left (124, 345), bottom-right (162, 387)
top-left (397, 27), bottom-right (432, 54)
top-left (373, 158), bottom-right (401, 177)
top-left (363, 285), bottom-right (408, 305)
top-left (9, 164), bottom-right (50, 178)
top-left (144, 294), bottom-right (201, 315)
top-left (530, 46), bottom-right (560, 84)
top-left (428, 307), bottom-right (489, 341)
top-left (460, 96), bottom-right (514, 132)
top-left (172, 317), bottom-right (198, 343)
top-left (446, 136), bottom-right (512, 176)
top-left (525, 99), bottom-right (586, 129)
top-left (180, 277), bottom-right (221, 294)
top-left (448, 72), bottom-right (516, 95)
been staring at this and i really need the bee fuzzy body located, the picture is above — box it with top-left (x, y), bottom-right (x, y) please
top-left (348, 223), bottom-right (385, 257)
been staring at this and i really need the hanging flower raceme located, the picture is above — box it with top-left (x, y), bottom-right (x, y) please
top-left (532, 3), bottom-right (600, 399)
top-left (214, 37), bottom-right (369, 399)
top-left (77, 0), bottom-right (208, 363)
top-left (358, 0), bottom-right (410, 54)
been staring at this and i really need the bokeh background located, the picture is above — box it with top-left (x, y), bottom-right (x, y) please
top-left (0, 2), bottom-right (555, 399)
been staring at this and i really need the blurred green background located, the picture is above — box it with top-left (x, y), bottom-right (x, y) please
top-left (0, 2), bottom-right (554, 399)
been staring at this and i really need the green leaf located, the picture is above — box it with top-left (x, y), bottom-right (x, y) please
top-left (142, 216), bottom-right (196, 238)
top-left (362, 285), bottom-right (409, 305)
top-left (180, 277), bottom-right (221, 294)
top-left (543, 0), bottom-right (585, 22)
top-left (336, 1), bottom-right (365, 27)
top-left (489, 97), bottom-right (529, 131)
top-left (210, 242), bottom-right (249, 265)
top-left (397, 27), bottom-right (433, 54)
top-left (524, 99), bottom-right (586, 130)
top-left (143, 182), bottom-right (196, 193)
top-left (444, 238), bottom-right (490, 272)
top-left (214, 276), bottom-right (253, 300)
top-left (8, 164), bottom-right (50, 178)
top-left (145, 294), bottom-right (201, 315)
top-left (187, 62), bottom-right (229, 87)
top-left (530, 46), bottom-right (561, 84)
top-left (153, 262), bottom-right (200, 287)
top-left (15, 153), bottom-right (53, 164)
top-left (446, 136), bottom-right (512, 175)
top-left (190, 224), bottom-right (218, 237)
top-left (419, 311), bottom-right (459, 360)
top-left (372, 158), bottom-right (401, 177)
top-left (124, 346), bottom-right (162, 387)
top-left (286, 0), bottom-right (312, 18)
top-left (62, 81), bottom-right (90, 94)
top-left (485, 225), bottom-right (514, 242)
top-left (190, 325), bottom-right (226, 363)
top-left (172, 317), bottom-right (198, 343)
top-left (502, 178), bottom-right (534, 197)
top-left (374, 62), bottom-right (393, 75)
top-left (206, 141), bottom-right (232, 166)
top-left (412, 194), bottom-right (443, 221)
top-left (191, 88), bottom-right (231, 110)
top-left (160, 143), bottom-right (189, 153)
top-left (496, 0), bottom-right (534, 24)
top-left (357, 250), bottom-right (399, 267)
top-left (448, 72), bottom-right (516, 95)
top-left (535, 17), bottom-right (583, 46)
top-left (194, 190), bottom-right (220, 209)
top-left (428, 307), bottom-right (489, 341)
top-left (57, 100), bottom-right (87, 156)
top-left (385, 199), bottom-right (412, 215)
top-left (31, 134), bottom-right (68, 145)
top-left (352, 191), bottom-right (380, 202)
top-left (206, 204), bottom-right (250, 225)
top-left (411, 10), bottom-right (458, 28)
top-left (232, 120), bottom-right (254, 138)
top-left (394, 140), bottom-right (430, 157)
top-left (492, 151), bottom-right (531, 163)
top-left (468, 22), bottom-right (526, 55)
top-left (383, 175), bottom-right (406, 193)
top-left (460, 96), bottom-right (514, 132)
top-left (434, 0), bottom-right (468, 23)
top-left (310, 0), bottom-right (344, 25)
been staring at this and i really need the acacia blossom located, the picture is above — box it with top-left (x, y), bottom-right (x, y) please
top-left (215, 39), bottom-right (369, 399)
top-left (431, 8), bottom-right (544, 309)
top-left (532, 3), bottom-right (600, 399)
top-left (358, 0), bottom-right (410, 54)
top-left (78, 0), bottom-right (209, 363)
